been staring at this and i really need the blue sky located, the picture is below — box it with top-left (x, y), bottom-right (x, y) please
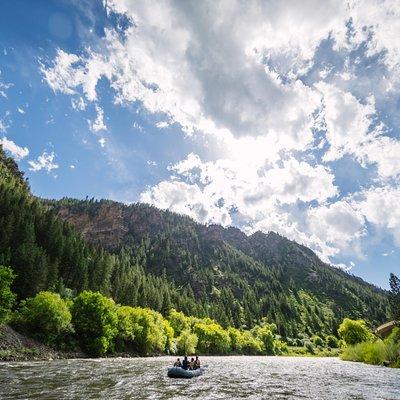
top-left (1, 0), bottom-right (400, 288)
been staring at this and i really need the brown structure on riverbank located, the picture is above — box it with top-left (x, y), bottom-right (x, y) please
top-left (375, 320), bottom-right (398, 338)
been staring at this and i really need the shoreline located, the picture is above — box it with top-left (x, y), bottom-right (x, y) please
top-left (0, 324), bottom-right (339, 363)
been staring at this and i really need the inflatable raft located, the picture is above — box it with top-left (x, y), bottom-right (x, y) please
top-left (167, 367), bottom-right (204, 379)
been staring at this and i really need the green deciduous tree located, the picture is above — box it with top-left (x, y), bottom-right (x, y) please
top-left (116, 306), bottom-right (171, 354)
top-left (193, 320), bottom-right (231, 354)
top-left (16, 291), bottom-right (72, 344)
top-left (168, 308), bottom-right (190, 336)
top-left (71, 291), bottom-right (118, 355)
top-left (251, 318), bottom-right (276, 354)
top-left (176, 329), bottom-right (198, 354)
top-left (338, 318), bottom-right (374, 346)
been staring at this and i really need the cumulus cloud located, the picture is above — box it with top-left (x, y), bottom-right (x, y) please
top-left (307, 200), bottom-right (366, 259)
top-left (28, 151), bottom-right (59, 172)
top-left (0, 137), bottom-right (29, 160)
top-left (317, 83), bottom-right (400, 178)
top-left (355, 186), bottom-right (400, 246)
top-left (141, 153), bottom-right (339, 259)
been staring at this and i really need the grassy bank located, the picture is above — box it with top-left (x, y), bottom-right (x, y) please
top-left (341, 328), bottom-right (400, 368)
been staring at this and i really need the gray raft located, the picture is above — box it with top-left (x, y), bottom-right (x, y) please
top-left (167, 367), bottom-right (204, 379)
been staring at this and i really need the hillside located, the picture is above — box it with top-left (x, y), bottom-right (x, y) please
top-left (0, 144), bottom-right (389, 338)
top-left (48, 197), bottom-right (389, 337)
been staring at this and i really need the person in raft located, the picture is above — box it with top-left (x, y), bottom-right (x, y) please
top-left (194, 356), bottom-right (200, 369)
top-left (173, 358), bottom-right (182, 367)
top-left (189, 357), bottom-right (195, 370)
top-left (181, 356), bottom-right (190, 370)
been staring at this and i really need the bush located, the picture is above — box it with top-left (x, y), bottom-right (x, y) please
top-left (311, 335), bottom-right (325, 347)
top-left (325, 335), bottom-right (339, 348)
top-left (274, 339), bottom-right (288, 355)
top-left (387, 327), bottom-right (400, 344)
top-left (304, 340), bottom-right (315, 354)
top-left (176, 329), bottom-right (198, 354)
top-left (15, 291), bottom-right (72, 345)
top-left (338, 318), bottom-right (374, 346)
top-left (71, 291), bottom-right (118, 356)
top-left (0, 266), bottom-right (16, 324)
top-left (341, 340), bottom-right (387, 365)
top-left (252, 319), bottom-right (276, 354)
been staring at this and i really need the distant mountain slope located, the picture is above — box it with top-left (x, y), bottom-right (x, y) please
top-left (48, 197), bottom-right (389, 336)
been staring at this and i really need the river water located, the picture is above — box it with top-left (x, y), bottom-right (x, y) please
top-left (0, 356), bottom-right (399, 399)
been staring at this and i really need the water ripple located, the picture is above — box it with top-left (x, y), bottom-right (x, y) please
top-left (0, 356), bottom-right (399, 400)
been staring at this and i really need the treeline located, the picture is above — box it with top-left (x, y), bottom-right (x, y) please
top-left (1, 267), bottom-right (287, 356)
top-left (3, 265), bottom-right (398, 362)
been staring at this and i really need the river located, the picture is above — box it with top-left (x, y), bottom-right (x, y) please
top-left (0, 356), bottom-right (399, 399)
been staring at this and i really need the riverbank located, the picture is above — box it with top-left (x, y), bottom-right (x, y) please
top-left (0, 325), bottom-right (84, 361)
top-left (0, 324), bottom-right (341, 362)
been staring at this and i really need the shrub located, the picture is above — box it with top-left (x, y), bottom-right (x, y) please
top-left (71, 291), bottom-right (118, 356)
top-left (304, 340), bottom-right (315, 354)
top-left (252, 319), bottom-right (276, 354)
top-left (325, 335), bottom-right (339, 348)
top-left (311, 335), bottom-right (325, 347)
top-left (274, 339), bottom-right (288, 355)
top-left (386, 327), bottom-right (400, 344)
top-left (338, 318), bottom-right (374, 346)
top-left (341, 340), bottom-right (387, 365)
top-left (0, 266), bottom-right (16, 324)
top-left (15, 291), bottom-right (72, 345)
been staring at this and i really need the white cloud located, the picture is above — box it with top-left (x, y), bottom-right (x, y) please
top-left (28, 151), bottom-right (59, 172)
top-left (141, 180), bottom-right (231, 226)
top-left (88, 105), bottom-right (107, 132)
top-left (0, 119), bottom-right (8, 133)
top-left (0, 137), bottom-right (29, 160)
top-left (98, 137), bottom-right (106, 147)
top-left (318, 82), bottom-right (400, 178)
top-left (17, 107), bottom-right (25, 114)
top-left (307, 200), bottom-right (366, 259)
top-left (155, 121), bottom-right (169, 129)
top-left (355, 186), bottom-right (400, 246)
top-left (71, 97), bottom-right (86, 111)
top-left (0, 77), bottom-right (12, 98)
